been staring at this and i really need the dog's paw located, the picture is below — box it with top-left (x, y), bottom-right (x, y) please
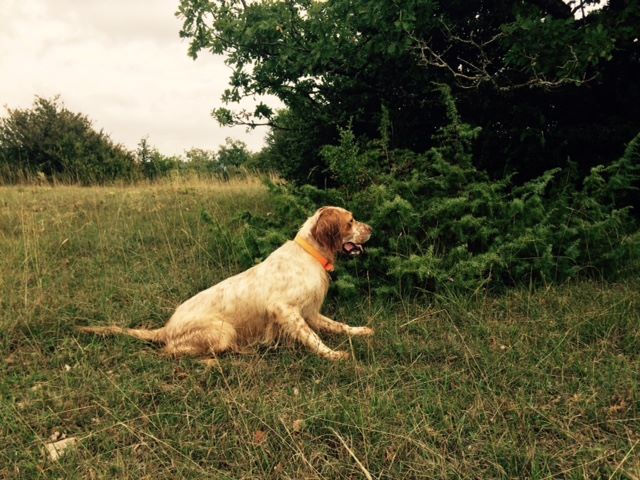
top-left (200, 358), bottom-right (220, 368)
top-left (326, 350), bottom-right (350, 361)
top-left (350, 326), bottom-right (375, 337)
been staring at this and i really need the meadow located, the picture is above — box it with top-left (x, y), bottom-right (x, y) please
top-left (1, 180), bottom-right (638, 479)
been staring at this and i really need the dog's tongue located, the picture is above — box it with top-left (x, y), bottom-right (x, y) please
top-left (343, 242), bottom-right (364, 255)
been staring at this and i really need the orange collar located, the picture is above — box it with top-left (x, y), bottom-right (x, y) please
top-left (294, 236), bottom-right (334, 272)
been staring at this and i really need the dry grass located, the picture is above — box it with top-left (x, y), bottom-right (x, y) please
top-left (1, 182), bottom-right (638, 479)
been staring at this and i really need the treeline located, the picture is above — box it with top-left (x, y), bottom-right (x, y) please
top-left (0, 96), bottom-right (258, 184)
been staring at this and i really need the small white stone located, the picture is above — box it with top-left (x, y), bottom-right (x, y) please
top-left (44, 437), bottom-right (78, 461)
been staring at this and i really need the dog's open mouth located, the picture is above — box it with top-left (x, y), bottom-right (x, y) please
top-left (342, 242), bottom-right (364, 256)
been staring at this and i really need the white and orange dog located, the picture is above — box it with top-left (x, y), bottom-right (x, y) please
top-left (79, 206), bottom-right (374, 361)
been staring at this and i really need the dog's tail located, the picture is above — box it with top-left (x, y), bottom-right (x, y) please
top-left (76, 325), bottom-right (166, 343)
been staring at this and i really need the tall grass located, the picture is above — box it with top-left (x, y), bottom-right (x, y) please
top-left (1, 182), bottom-right (638, 479)
top-left (0, 164), bottom-right (279, 188)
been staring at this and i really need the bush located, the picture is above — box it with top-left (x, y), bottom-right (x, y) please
top-left (216, 87), bottom-right (640, 297)
top-left (0, 96), bottom-right (137, 184)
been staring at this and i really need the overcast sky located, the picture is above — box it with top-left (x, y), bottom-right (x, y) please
top-left (0, 0), bottom-right (277, 156)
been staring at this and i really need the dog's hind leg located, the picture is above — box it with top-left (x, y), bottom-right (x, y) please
top-left (162, 319), bottom-right (238, 358)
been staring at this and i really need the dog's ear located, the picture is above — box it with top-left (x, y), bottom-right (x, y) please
top-left (311, 208), bottom-right (342, 252)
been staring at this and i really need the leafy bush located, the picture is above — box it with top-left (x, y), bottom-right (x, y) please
top-left (0, 96), bottom-right (137, 184)
top-left (216, 87), bottom-right (640, 297)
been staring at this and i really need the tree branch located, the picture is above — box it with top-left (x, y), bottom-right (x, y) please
top-left (411, 25), bottom-right (598, 92)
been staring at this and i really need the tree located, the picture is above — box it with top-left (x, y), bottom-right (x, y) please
top-left (184, 140), bottom-right (253, 177)
top-left (184, 147), bottom-right (218, 173)
top-left (0, 96), bottom-right (136, 183)
top-left (216, 137), bottom-right (252, 168)
top-left (252, 109), bottom-right (328, 183)
top-left (135, 137), bottom-right (181, 179)
top-left (177, 0), bottom-right (640, 185)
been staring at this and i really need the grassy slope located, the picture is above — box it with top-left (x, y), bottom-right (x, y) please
top-left (0, 181), bottom-right (638, 479)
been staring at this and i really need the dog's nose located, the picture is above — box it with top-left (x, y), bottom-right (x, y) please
top-left (364, 223), bottom-right (373, 234)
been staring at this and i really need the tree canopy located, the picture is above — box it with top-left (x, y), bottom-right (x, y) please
top-left (177, 0), bottom-right (640, 184)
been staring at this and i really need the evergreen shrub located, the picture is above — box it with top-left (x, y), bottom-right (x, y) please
top-left (204, 87), bottom-right (640, 297)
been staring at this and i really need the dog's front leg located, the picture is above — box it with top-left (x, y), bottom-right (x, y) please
top-left (308, 314), bottom-right (375, 337)
top-left (269, 305), bottom-right (349, 361)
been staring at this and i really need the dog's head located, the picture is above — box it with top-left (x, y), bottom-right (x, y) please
top-left (310, 206), bottom-right (372, 256)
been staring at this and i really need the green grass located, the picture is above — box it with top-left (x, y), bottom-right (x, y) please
top-left (1, 181), bottom-right (638, 479)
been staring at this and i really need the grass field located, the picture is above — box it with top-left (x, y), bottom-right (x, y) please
top-left (1, 180), bottom-right (638, 479)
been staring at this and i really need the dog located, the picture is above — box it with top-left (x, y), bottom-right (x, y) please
top-left (78, 206), bottom-right (374, 361)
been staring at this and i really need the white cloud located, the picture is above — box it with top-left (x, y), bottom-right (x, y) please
top-left (0, 0), bottom-right (280, 155)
